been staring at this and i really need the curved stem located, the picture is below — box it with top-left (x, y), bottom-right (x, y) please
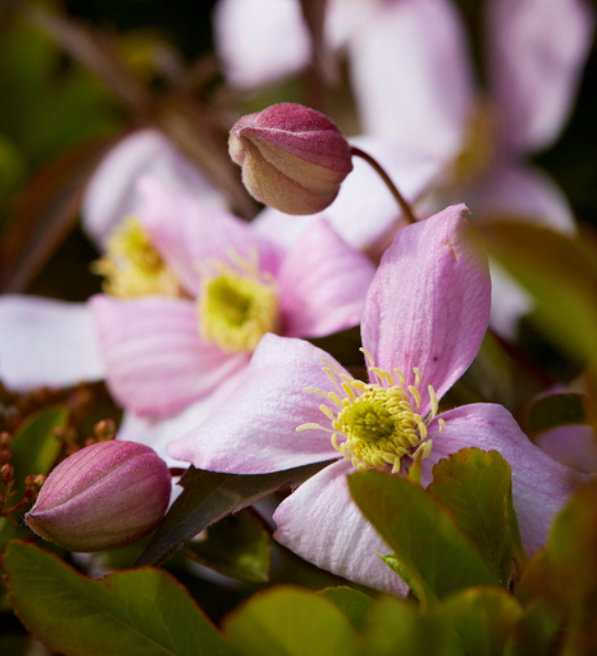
top-left (350, 146), bottom-right (418, 224)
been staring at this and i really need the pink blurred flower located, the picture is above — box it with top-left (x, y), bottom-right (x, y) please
top-left (169, 204), bottom-right (587, 594)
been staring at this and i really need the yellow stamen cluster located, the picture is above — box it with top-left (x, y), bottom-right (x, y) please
top-left (93, 216), bottom-right (180, 298)
top-left (299, 352), bottom-right (444, 475)
top-left (198, 249), bottom-right (279, 353)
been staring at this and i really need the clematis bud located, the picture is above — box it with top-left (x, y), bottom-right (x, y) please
top-left (25, 441), bottom-right (171, 552)
top-left (228, 102), bottom-right (353, 214)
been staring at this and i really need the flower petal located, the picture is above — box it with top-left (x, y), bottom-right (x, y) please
top-left (277, 217), bottom-right (375, 337)
top-left (348, 0), bottom-right (474, 159)
top-left (82, 129), bottom-right (223, 246)
top-left (0, 296), bottom-right (104, 390)
top-left (361, 204), bottom-right (490, 409)
top-left (214, 0), bottom-right (310, 88)
top-left (274, 459), bottom-right (407, 595)
top-left (424, 403), bottom-right (589, 554)
top-left (90, 294), bottom-right (248, 418)
top-left (254, 136), bottom-right (442, 252)
top-left (167, 334), bottom-right (341, 473)
top-left (535, 424), bottom-right (597, 474)
top-left (487, 0), bottom-right (594, 155)
top-left (138, 177), bottom-right (282, 296)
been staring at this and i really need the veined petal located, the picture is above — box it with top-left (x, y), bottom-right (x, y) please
top-left (488, 0), bottom-right (594, 155)
top-left (0, 296), bottom-right (104, 390)
top-left (90, 295), bottom-right (248, 418)
top-left (167, 334), bottom-right (341, 473)
top-left (278, 217), bottom-right (375, 338)
top-left (82, 129), bottom-right (223, 246)
top-left (535, 424), bottom-right (597, 474)
top-left (253, 136), bottom-right (442, 252)
top-left (274, 459), bottom-right (408, 596)
top-left (348, 0), bottom-right (474, 160)
top-left (138, 177), bottom-right (282, 296)
top-left (424, 403), bottom-right (589, 554)
top-left (214, 0), bottom-right (310, 88)
top-left (361, 205), bottom-right (490, 410)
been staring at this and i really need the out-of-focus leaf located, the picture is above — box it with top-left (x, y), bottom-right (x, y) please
top-left (2, 540), bottom-right (237, 656)
top-left (319, 586), bottom-right (373, 630)
top-left (223, 586), bottom-right (356, 656)
top-left (358, 595), bottom-right (452, 656)
top-left (518, 480), bottom-right (597, 654)
top-left (186, 509), bottom-right (271, 583)
top-left (137, 461), bottom-right (332, 567)
top-left (504, 601), bottom-right (561, 656)
top-left (525, 392), bottom-right (586, 436)
top-left (428, 448), bottom-right (526, 585)
top-left (9, 406), bottom-right (67, 495)
top-left (436, 587), bottom-right (522, 656)
top-left (348, 470), bottom-right (498, 606)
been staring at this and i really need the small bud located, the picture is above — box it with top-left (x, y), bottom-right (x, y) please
top-left (25, 441), bottom-right (171, 552)
top-left (228, 102), bottom-right (353, 214)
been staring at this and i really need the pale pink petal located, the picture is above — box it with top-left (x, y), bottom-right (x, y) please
top-left (90, 295), bottom-right (248, 418)
top-left (214, 0), bottom-right (310, 88)
top-left (138, 177), bottom-right (282, 296)
top-left (423, 403), bottom-right (589, 554)
top-left (0, 296), bottom-right (104, 390)
top-left (277, 217), bottom-right (375, 337)
top-left (488, 262), bottom-right (534, 340)
top-left (535, 424), bottom-right (597, 474)
top-left (488, 0), bottom-right (594, 155)
top-left (467, 165), bottom-right (575, 234)
top-left (274, 459), bottom-right (407, 596)
top-left (254, 136), bottom-right (442, 251)
top-left (167, 334), bottom-right (341, 473)
top-left (82, 129), bottom-right (224, 246)
top-left (348, 0), bottom-right (474, 159)
top-left (361, 205), bottom-right (491, 411)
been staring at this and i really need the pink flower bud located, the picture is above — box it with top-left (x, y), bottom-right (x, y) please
top-left (25, 441), bottom-right (171, 552)
top-left (229, 102), bottom-right (353, 214)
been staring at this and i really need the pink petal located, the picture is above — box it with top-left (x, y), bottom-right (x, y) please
top-left (277, 217), bottom-right (375, 338)
top-left (274, 459), bottom-right (408, 595)
top-left (487, 262), bottom-right (534, 340)
top-left (361, 205), bottom-right (491, 411)
top-left (167, 334), bottom-right (341, 473)
top-left (138, 177), bottom-right (282, 296)
top-left (0, 296), bottom-right (104, 390)
top-left (424, 403), bottom-right (589, 554)
top-left (535, 424), bottom-right (597, 474)
top-left (90, 295), bottom-right (248, 418)
top-left (254, 136), bottom-right (442, 251)
top-left (488, 0), bottom-right (594, 155)
top-left (214, 0), bottom-right (310, 88)
top-left (82, 129), bottom-right (224, 246)
top-left (348, 0), bottom-right (474, 159)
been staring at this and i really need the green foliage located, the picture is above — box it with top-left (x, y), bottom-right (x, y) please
top-left (185, 509), bottom-right (271, 583)
top-left (348, 468), bottom-right (498, 606)
top-left (319, 586), bottom-right (374, 630)
top-left (137, 462), bottom-right (331, 567)
top-left (223, 586), bottom-right (357, 656)
top-left (2, 541), bottom-right (238, 656)
top-left (525, 392), bottom-right (586, 436)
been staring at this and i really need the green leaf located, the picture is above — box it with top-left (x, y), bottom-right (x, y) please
top-left (9, 406), bottom-right (66, 495)
top-left (2, 541), bottom-right (237, 656)
top-left (504, 601), bottom-right (561, 656)
top-left (525, 393), bottom-right (586, 436)
top-left (223, 586), bottom-right (356, 656)
top-left (348, 470), bottom-right (498, 605)
top-left (436, 587), bottom-right (522, 656)
top-left (319, 586), bottom-right (373, 630)
top-left (186, 509), bottom-right (271, 583)
top-left (137, 462), bottom-right (332, 567)
top-left (428, 448), bottom-right (526, 585)
top-left (358, 595), bottom-right (452, 656)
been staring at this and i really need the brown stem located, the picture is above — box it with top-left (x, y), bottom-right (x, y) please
top-left (350, 146), bottom-right (418, 224)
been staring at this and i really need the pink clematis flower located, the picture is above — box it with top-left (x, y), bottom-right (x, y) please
top-left (168, 204), bottom-right (588, 594)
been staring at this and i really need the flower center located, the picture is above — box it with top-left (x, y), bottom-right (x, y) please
top-left (93, 216), bottom-right (180, 298)
top-left (199, 254), bottom-right (278, 352)
top-left (299, 354), bottom-right (443, 475)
